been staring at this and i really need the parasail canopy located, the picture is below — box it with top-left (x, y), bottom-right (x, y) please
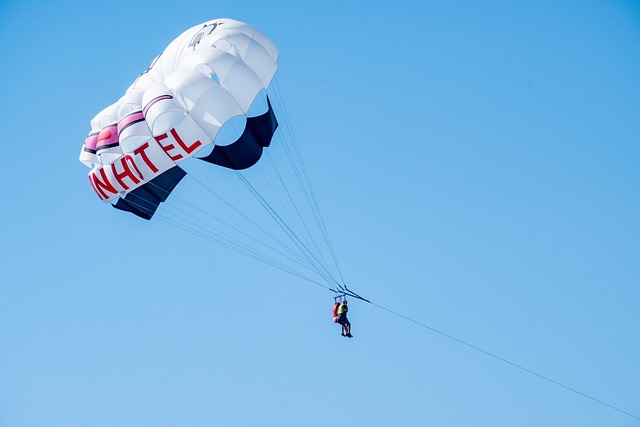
top-left (79, 18), bottom-right (352, 295)
top-left (80, 19), bottom-right (280, 219)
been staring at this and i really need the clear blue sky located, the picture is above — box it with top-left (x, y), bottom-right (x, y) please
top-left (1, 1), bottom-right (639, 426)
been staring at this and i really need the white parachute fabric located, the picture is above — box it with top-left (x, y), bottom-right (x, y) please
top-left (80, 19), bottom-right (279, 204)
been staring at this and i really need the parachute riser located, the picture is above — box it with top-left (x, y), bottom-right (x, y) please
top-left (330, 285), bottom-right (371, 304)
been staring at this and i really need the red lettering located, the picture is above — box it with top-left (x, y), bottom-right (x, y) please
top-left (134, 142), bottom-right (159, 173)
top-left (170, 128), bottom-right (202, 154)
top-left (126, 154), bottom-right (144, 180)
top-left (155, 132), bottom-right (183, 161)
top-left (111, 155), bottom-right (142, 190)
top-left (154, 128), bottom-right (203, 161)
top-left (90, 168), bottom-right (117, 200)
top-left (88, 175), bottom-right (104, 200)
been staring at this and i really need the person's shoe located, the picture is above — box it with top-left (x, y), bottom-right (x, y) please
top-left (341, 333), bottom-right (346, 336)
top-left (346, 333), bottom-right (353, 338)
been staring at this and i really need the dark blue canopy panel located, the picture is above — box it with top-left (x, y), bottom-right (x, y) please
top-left (199, 97), bottom-right (278, 170)
top-left (112, 166), bottom-right (187, 220)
